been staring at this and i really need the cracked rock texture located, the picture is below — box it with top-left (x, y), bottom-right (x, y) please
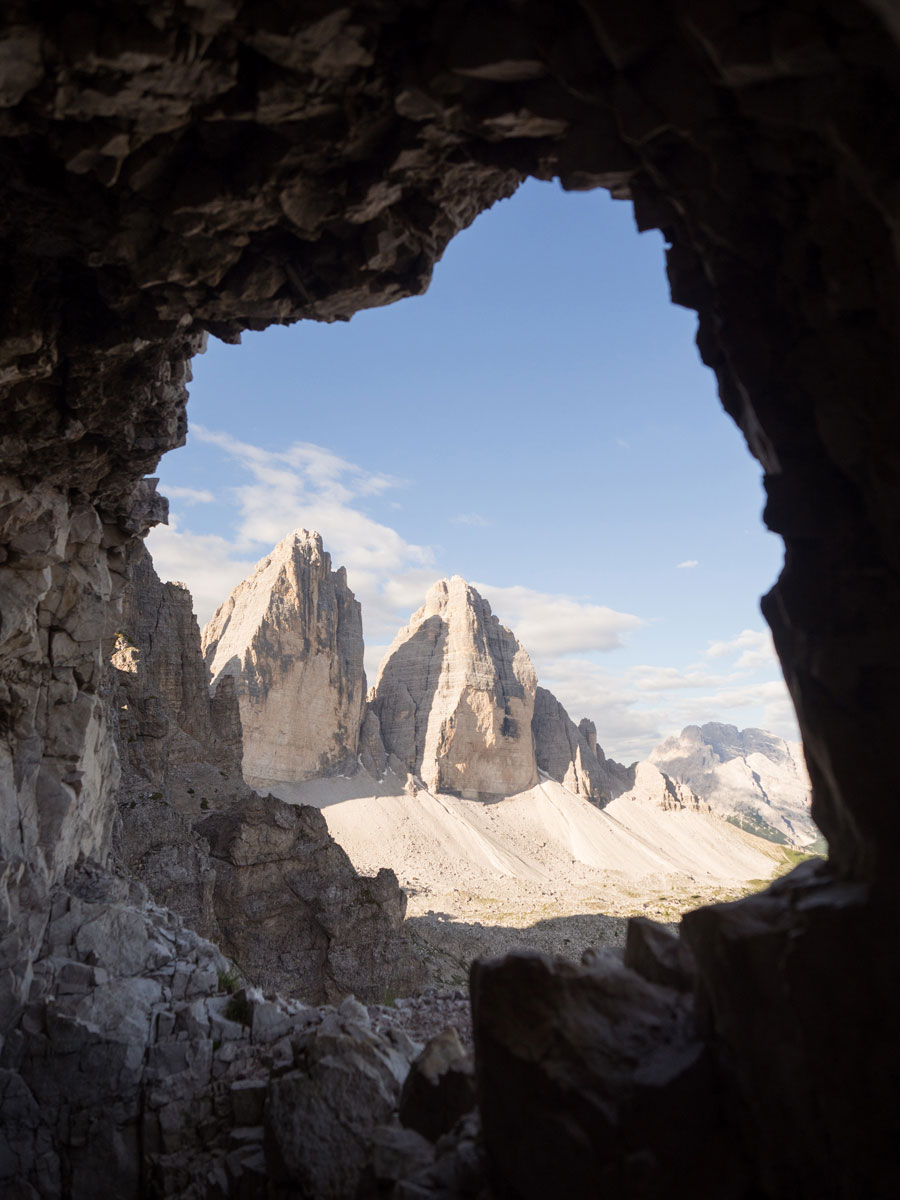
top-left (202, 529), bottom-right (367, 788)
top-left (112, 544), bottom-right (426, 1005)
top-left (371, 577), bottom-right (539, 797)
top-left (1, 1), bottom-right (900, 1197)
top-left (0, 862), bottom-right (442, 1199)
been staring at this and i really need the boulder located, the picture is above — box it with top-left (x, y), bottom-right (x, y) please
top-left (195, 792), bottom-right (428, 1004)
top-left (471, 947), bottom-right (746, 1200)
top-left (398, 1027), bottom-right (476, 1143)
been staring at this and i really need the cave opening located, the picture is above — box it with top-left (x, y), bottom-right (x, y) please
top-left (141, 176), bottom-right (810, 965)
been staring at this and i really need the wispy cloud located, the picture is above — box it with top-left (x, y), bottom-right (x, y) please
top-left (450, 512), bottom-right (489, 527)
top-left (472, 582), bottom-right (644, 657)
top-left (163, 485), bottom-right (216, 505)
top-left (147, 428), bottom-right (435, 645)
top-left (676, 559), bottom-right (699, 569)
top-left (705, 628), bottom-right (776, 671)
top-left (538, 654), bottom-right (798, 763)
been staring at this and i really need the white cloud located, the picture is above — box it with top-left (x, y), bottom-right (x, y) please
top-left (676, 559), bottom-right (698, 569)
top-left (145, 518), bottom-right (255, 623)
top-left (705, 628), bottom-right (777, 671)
top-left (450, 512), bottom-right (489, 527)
top-left (471, 582), bottom-right (644, 657)
top-left (162, 485), bottom-right (215, 505)
top-left (537, 653), bottom-right (799, 763)
top-left (150, 427), bottom-right (435, 632)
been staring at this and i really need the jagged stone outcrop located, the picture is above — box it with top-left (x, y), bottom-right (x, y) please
top-left (532, 687), bottom-right (611, 804)
top-left (112, 544), bottom-right (426, 1003)
top-left (531, 690), bottom-right (699, 812)
top-left (650, 722), bottom-right (816, 845)
top-left (620, 760), bottom-right (707, 814)
top-left (202, 530), bottom-right (366, 789)
top-left (196, 792), bottom-right (427, 1004)
top-left (113, 542), bottom-right (243, 786)
top-left (2, 4), bottom-right (900, 1198)
top-left (372, 577), bottom-right (539, 797)
top-left (0, 861), bottom-right (436, 1199)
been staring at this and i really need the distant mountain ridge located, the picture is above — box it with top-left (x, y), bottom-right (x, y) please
top-left (649, 721), bottom-right (818, 847)
top-left (200, 531), bottom-right (817, 847)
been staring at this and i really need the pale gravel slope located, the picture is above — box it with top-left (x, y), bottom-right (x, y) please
top-left (271, 770), bottom-right (784, 911)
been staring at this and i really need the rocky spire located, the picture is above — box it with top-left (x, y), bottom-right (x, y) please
top-left (201, 530), bottom-right (366, 788)
top-left (370, 576), bottom-right (539, 797)
top-left (531, 686), bottom-right (611, 805)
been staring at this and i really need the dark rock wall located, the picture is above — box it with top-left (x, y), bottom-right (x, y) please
top-left (1, 1), bottom-right (899, 1196)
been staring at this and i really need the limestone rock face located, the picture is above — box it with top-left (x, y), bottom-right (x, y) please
top-left (0, 861), bottom-right (434, 1200)
top-left (202, 530), bottom-right (366, 788)
top-left (372, 577), bottom-right (539, 797)
top-left (2, 5), bottom-right (900, 1198)
top-left (532, 687), bottom-right (611, 805)
top-left (113, 542), bottom-right (243, 786)
top-left (619, 760), bottom-right (707, 813)
top-left (650, 722), bottom-right (816, 845)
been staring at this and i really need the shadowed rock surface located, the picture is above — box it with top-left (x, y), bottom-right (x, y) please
top-left (202, 529), bottom-right (367, 787)
top-left (1, 1), bottom-right (899, 1196)
top-left (532, 685), bottom-right (611, 804)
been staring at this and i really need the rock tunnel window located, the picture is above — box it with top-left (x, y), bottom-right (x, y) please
top-left (127, 180), bottom-right (824, 994)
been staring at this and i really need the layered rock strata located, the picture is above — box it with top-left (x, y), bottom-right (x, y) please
top-left (371, 577), bottom-right (539, 797)
top-left (202, 530), bottom-right (366, 788)
top-left (650, 722), bottom-right (817, 846)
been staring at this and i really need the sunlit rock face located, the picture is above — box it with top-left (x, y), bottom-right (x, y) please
top-left (202, 531), bottom-right (366, 788)
top-left (372, 577), bottom-right (539, 797)
top-left (650, 723), bottom-right (816, 846)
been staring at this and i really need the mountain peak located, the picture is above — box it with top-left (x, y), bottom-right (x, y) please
top-left (201, 533), bottom-right (365, 787)
top-left (371, 579), bottom-right (536, 796)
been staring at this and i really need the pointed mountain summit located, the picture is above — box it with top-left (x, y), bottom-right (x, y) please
top-left (369, 576), bottom-right (539, 797)
top-left (201, 530), bottom-right (366, 788)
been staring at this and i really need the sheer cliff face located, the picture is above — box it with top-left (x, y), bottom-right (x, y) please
top-left (113, 543), bottom-right (243, 786)
top-left (649, 722), bottom-right (816, 846)
top-left (201, 531), bottom-right (366, 788)
top-left (531, 687), bottom-right (611, 805)
top-left (372, 577), bottom-right (538, 797)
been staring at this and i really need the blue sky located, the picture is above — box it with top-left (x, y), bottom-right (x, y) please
top-left (146, 178), bottom-right (796, 761)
